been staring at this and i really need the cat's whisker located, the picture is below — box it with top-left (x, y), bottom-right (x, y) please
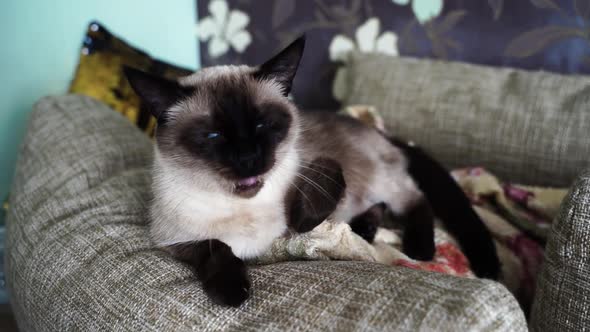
top-left (295, 164), bottom-right (341, 185)
top-left (277, 157), bottom-right (344, 201)
top-left (271, 163), bottom-right (320, 217)
top-left (288, 179), bottom-right (319, 217)
top-left (276, 153), bottom-right (379, 201)
top-left (271, 161), bottom-right (328, 213)
top-left (292, 157), bottom-right (380, 196)
top-left (293, 173), bottom-right (336, 203)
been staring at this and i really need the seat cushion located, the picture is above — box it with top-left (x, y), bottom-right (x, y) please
top-left (341, 53), bottom-right (590, 187)
top-left (6, 95), bottom-right (526, 331)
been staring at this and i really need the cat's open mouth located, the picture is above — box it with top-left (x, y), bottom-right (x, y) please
top-left (235, 176), bottom-right (264, 197)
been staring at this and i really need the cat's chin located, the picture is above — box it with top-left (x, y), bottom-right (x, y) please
top-left (233, 176), bottom-right (264, 198)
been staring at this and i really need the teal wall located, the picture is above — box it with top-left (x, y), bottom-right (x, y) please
top-left (0, 0), bottom-right (199, 222)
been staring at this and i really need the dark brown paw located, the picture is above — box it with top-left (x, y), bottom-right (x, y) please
top-left (203, 269), bottom-right (251, 307)
top-left (349, 203), bottom-right (386, 243)
top-left (192, 240), bottom-right (251, 307)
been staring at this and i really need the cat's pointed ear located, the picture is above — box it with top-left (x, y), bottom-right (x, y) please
top-left (123, 66), bottom-right (189, 124)
top-left (254, 35), bottom-right (305, 96)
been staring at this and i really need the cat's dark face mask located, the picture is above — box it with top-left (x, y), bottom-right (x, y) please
top-left (174, 90), bottom-right (293, 197)
top-left (124, 36), bottom-right (305, 198)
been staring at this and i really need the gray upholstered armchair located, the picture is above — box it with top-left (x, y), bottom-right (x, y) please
top-left (6, 95), bottom-right (525, 331)
top-left (6, 54), bottom-right (590, 331)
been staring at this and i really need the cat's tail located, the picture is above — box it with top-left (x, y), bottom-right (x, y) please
top-left (389, 137), bottom-right (501, 280)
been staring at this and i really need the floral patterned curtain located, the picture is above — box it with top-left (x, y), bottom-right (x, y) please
top-left (197, 0), bottom-right (590, 110)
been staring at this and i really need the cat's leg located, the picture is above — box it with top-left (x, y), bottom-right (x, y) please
top-left (399, 197), bottom-right (436, 261)
top-left (349, 203), bottom-right (386, 243)
top-left (166, 240), bottom-right (250, 307)
top-left (385, 179), bottom-right (436, 261)
top-left (286, 157), bottom-right (346, 233)
top-left (390, 138), bottom-right (500, 279)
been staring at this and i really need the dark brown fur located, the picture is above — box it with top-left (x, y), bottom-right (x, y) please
top-left (286, 158), bottom-right (347, 233)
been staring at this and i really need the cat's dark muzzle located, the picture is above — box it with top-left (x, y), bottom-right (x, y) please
top-left (226, 146), bottom-right (276, 197)
top-left (232, 149), bottom-right (266, 176)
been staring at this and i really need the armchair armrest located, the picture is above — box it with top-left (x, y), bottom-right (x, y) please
top-left (531, 168), bottom-right (590, 330)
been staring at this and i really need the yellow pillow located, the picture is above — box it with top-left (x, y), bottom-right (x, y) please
top-left (69, 21), bottom-right (193, 136)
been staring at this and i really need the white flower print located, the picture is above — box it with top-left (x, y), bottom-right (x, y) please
top-left (392, 0), bottom-right (444, 24)
top-left (329, 18), bottom-right (399, 101)
top-left (196, 0), bottom-right (252, 58)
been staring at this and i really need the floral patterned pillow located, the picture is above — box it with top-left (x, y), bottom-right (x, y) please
top-left (197, 0), bottom-right (590, 111)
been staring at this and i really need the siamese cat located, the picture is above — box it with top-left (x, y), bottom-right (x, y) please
top-left (124, 36), bottom-right (500, 307)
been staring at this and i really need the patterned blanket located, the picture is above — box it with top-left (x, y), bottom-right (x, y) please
top-left (253, 106), bottom-right (567, 313)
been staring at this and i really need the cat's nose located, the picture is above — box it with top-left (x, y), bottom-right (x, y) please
top-left (238, 153), bottom-right (258, 170)
top-left (233, 145), bottom-right (262, 175)
top-left (234, 149), bottom-right (263, 176)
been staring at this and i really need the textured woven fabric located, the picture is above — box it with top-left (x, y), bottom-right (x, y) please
top-left (530, 167), bottom-right (590, 331)
top-left (6, 95), bottom-right (526, 331)
top-left (342, 53), bottom-right (590, 187)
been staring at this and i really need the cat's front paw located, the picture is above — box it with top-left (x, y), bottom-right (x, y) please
top-left (192, 240), bottom-right (252, 307)
top-left (203, 270), bottom-right (251, 307)
top-left (349, 203), bottom-right (386, 243)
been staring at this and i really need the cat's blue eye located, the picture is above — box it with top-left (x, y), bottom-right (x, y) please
top-left (207, 132), bottom-right (220, 139)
